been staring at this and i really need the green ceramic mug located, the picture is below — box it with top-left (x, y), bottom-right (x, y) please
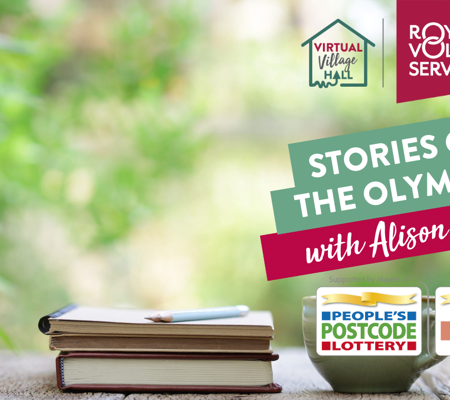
top-left (303, 296), bottom-right (446, 393)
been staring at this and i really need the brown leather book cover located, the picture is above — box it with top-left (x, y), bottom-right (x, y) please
top-left (56, 352), bottom-right (282, 393)
top-left (50, 334), bottom-right (272, 353)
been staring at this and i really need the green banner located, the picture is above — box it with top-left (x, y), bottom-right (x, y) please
top-left (272, 118), bottom-right (450, 234)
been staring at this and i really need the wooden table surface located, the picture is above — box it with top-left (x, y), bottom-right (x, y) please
top-left (2, 348), bottom-right (450, 399)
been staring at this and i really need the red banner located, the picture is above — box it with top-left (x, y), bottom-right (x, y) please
top-left (261, 206), bottom-right (450, 281)
top-left (397, 0), bottom-right (450, 103)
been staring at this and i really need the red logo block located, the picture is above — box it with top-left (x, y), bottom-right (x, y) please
top-left (397, 0), bottom-right (450, 102)
top-left (407, 342), bottom-right (416, 351)
top-left (322, 342), bottom-right (331, 351)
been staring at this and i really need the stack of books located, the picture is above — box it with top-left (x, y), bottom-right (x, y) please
top-left (39, 305), bottom-right (282, 393)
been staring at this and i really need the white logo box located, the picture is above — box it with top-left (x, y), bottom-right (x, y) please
top-left (316, 287), bottom-right (422, 356)
top-left (436, 287), bottom-right (450, 356)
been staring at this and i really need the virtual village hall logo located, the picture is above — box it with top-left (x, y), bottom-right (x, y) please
top-left (302, 19), bottom-right (375, 88)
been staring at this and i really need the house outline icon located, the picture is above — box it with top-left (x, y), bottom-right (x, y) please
top-left (301, 19), bottom-right (375, 88)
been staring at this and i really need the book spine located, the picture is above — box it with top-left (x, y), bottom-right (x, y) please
top-left (38, 303), bottom-right (78, 334)
top-left (55, 354), bottom-right (65, 389)
top-left (59, 357), bottom-right (65, 388)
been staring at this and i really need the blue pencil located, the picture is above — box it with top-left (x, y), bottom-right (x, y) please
top-left (145, 305), bottom-right (250, 323)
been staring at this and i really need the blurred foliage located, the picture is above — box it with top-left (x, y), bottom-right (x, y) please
top-left (0, 0), bottom-right (205, 245)
top-left (0, 0), bottom-right (206, 349)
top-left (1, 0), bottom-right (450, 351)
top-left (0, 325), bottom-right (15, 350)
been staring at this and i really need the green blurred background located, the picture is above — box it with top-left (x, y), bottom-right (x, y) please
top-left (0, 0), bottom-right (449, 351)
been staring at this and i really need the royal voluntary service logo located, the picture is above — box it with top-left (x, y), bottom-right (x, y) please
top-left (302, 19), bottom-right (375, 88)
top-left (397, 0), bottom-right (450, 102)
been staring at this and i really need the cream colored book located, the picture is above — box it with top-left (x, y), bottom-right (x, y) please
top-left (39, 305), bottom-right (274, 338)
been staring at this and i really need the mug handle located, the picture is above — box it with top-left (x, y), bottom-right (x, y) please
top-left (413, 309), bottom-right (446, 372)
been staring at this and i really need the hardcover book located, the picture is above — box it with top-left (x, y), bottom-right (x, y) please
top-left (49, 334), bottom-right (272, 353)
top-left (39, 305), bottom-right (274, 354)
top-left (56, 352), bottom-right (282, 393)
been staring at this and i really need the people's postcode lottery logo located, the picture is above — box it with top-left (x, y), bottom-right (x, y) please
top-left (317, 287), bottom-right (422, 356)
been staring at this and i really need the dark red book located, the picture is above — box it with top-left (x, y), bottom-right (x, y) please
top-left (56, 352), bottom-right (282, 393)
